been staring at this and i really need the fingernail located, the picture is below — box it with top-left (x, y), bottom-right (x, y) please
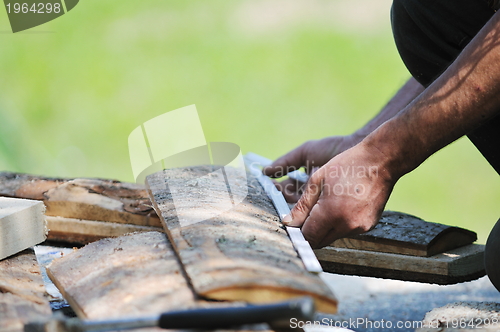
top-left (282, 214), bottom-right (292, 225)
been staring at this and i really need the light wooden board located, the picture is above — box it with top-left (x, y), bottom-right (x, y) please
top-left (146, 166), bottom-right (338, 314)
top-left (331, 211), bottom-right (477, 257)
top-left (46, 216), bottom-right (162, 244)
top-left (0, 172), bottom-right (161, 228)
top-left (315, 244), bottom-right (485, 285)
top-left (0, 248), bottom-right (52, 332)
top-left (0, 197), bottom-right (47, 260)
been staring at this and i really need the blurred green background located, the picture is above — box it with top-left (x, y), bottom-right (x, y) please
top-left (0, 0), bottom-right (498, 242)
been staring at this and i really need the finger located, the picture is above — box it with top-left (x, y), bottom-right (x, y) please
top-left (282, 170), bottom-right (323, 227)
top-left (275, 179), bottom-right (304, 203)
top-left (299, 199), bottom-right (335, 248)
top-left (310, 166), bottom-right (320, 175)
top-left (263, 144), bottom-right (307, 178)
top-left (301, 200), bottom-right (355, 249)
top-left (312, 220), bottom-right (366, 249)
top-left (302, 220), bottom-right (340, 249)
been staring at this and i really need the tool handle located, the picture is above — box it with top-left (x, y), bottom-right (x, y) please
top-left (158, 296), bottom-right (315, 329)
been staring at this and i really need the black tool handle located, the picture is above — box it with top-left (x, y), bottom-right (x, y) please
top-left (158, 296), bottom-right (315, 329)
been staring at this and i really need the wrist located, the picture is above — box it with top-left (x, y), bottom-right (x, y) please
top-left (357, 121), bottom-right (418, 183)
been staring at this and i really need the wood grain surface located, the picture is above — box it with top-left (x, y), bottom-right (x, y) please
top-left (0, 197), bottom-right (47, 260)
top-left (0, 249), bottom-right (51, 332)
top-left (46, 216), bottom-right (162, 244)
top-left (46, 232), bottom-right (274, 332)
top-left (315, 244), bottom-right (485, 284)
top-left (47, 232), bottom-right (196, 320)
top-left (331, 211), bottom-right (477, 257)
top-left (146, 166), bottom-right (338, 314)
top-left (0, 172), bottom-right (160, 227)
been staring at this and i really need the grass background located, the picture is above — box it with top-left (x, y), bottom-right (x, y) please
top-left (0, 0), bottom-right (498, 242)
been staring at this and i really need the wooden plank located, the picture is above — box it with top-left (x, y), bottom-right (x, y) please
top-left (146, 166), bottom-right (338, 314)
top-left (0, 248), bottom-right (52, 332)
top-left (315, 244), bottom-right (485, 285)
top-left (331, 211), bottom-right (477, 257)
top-left (46, 232), bottom-right (275, 332)
top-left (0, 172), bottom-right (161, 228)
top-left (46, 231), bottom-right (196, 320)
top-left (0, 197), bottom-right (47, 260)
top-left (46, 216), bottom-right (162, 244)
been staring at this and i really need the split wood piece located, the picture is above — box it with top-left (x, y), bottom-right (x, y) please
top-left (0, 248), bottom-right (52, 332)
top-left (315, 244), bottom-right (485, 285)
top-left (0, 197), bottom-right (47, 260)
top-left (331, 211), bottom-right (477, 257)
top-left (46, 232), bottom-right (272, 332)
top-left (46, 216), bottom-right (162, 245)
top-left (146, 166), bottom-right (338, 314)
top-left (417, 301), bottom-right (500, 332)
top-left (0, 172), bottom-right (161, 228)
top-left (46, 231), bottom-right (196, 321)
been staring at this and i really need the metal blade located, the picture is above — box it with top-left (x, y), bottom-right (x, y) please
top-left (244, 153), bottom-right (322, 273)
top-left (245, 152), bottom-right (310, 183)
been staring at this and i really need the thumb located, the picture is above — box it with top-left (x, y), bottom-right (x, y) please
top-left (263, 144), bottom-right (307, 178)
top-left (282, 170), bottom-right (323, 227)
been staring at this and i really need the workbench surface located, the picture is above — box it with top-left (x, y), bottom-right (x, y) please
top-left (34, 245), bottom-right (499, 332)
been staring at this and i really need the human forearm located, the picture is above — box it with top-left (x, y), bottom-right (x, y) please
top-left (280, 0), bottom-right (500, 249)
top-left (353, 78), bottom-right (424, 142)
top-left (264, 72), bottom-right (424, 202)
top-left (363, 10), bottom-right (500, 179)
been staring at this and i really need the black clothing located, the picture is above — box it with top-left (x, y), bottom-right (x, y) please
top-left (391, 0), bottom-right (500, 174)
top-left (486, 218), bottom-right (500, 292)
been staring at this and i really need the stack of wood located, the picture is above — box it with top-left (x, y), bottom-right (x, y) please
top-left (0, 168), bottom-right (485, 330)
top-left (0, 170), bottom-right (338, 331)
top-left (318, 211), bottom-right (484, 284)
top-left (0, 194), bottom-right (50, 331)
top-left (44, 166), bottom-right (338, 322)
top-left (0, 172), bottom-right (163, 244)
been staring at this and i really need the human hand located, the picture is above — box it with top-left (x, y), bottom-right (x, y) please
top-left (282, 143), bottom-right (397, 248)
top-left (263, 135), bottom-right (361, 202)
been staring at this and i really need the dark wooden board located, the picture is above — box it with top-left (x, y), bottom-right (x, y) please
top-left (146, 166), bottom-right (338, 314)
top-left (315, 244), bottom-right (485, 285)
top-left (331, 211), bottom-right (477, 257)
